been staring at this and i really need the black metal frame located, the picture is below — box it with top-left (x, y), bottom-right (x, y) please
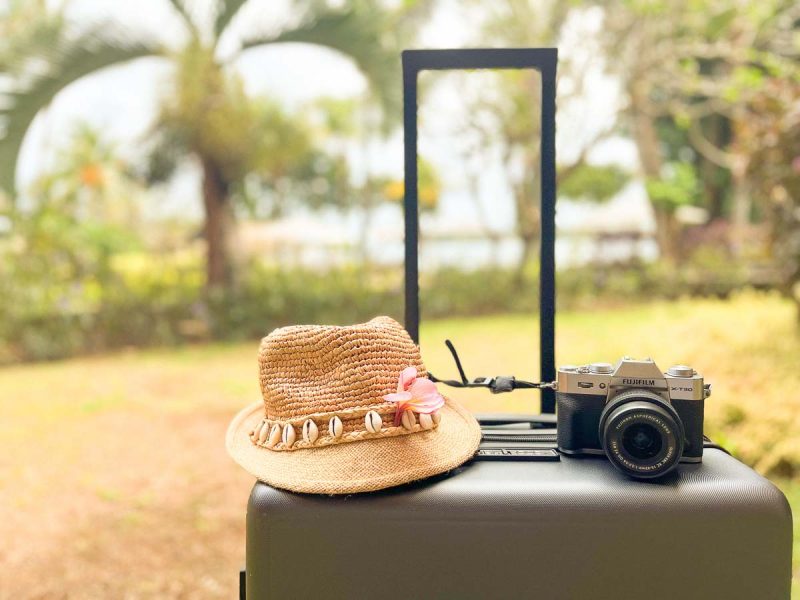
top-left (402, 48), bottom-right (558, 413)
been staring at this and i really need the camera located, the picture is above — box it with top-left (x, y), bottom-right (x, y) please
top-left (556, 358), bottom-right (711, 479)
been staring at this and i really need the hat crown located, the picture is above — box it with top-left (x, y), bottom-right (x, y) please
top-left (258, 316), bottom-right (426, 421)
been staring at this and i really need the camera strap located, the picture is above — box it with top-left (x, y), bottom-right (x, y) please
top-left (429, 339), bottom-right (557, 394)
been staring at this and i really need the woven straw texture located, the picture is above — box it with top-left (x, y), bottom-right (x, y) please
top-left (226, 316), bottom-right (481, 494)
top-left (258, 316), bottom-right (426, 420)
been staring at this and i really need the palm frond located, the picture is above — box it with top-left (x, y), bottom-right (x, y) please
top-left (0, 28), bottom-right (164, 195)
top-left (165, 0), bottom-right (199, 37)
top-left (140, 126), bottom-right (187, 186)
top-left (214, 0), bottom-right (249, 38)
top-left (0, 12), bottom-right (66, 75)
top-left (239, 5), bottom-right (399, 125)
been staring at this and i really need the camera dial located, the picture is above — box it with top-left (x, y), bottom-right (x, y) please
top-left (668, 365), bottom-right (695, 377)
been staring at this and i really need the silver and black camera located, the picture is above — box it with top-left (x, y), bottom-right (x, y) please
top-left (556, 358), bottom-right (711, 479)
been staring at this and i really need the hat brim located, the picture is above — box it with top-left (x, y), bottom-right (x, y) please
top-left (226, 398), bottom-right (481, 495)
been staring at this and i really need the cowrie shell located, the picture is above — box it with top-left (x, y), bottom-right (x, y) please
top-left (257, 422), bottom-right (270, 444)
top-left (401, 410), bottom-right (416, 431)
top-left (419, 413), bottom-right (434, 430)
top-left (267, 424), bottom-right (281, 448)
top-left (365, 411), bottom-right (382, 433)
top-left (329, 416), bottom-right (343, 438)
top-left (282, 424), bottom-right (296, 448)
top-left (431, 410), bottom-right (441, 425)
top-left (302, 419), bottom-right (319, 443)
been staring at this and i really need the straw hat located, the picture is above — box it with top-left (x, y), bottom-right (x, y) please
top-left (226, 316), bottom-right (481, 494)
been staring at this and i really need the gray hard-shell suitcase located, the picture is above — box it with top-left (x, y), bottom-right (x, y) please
top-left (241, 49), bottom-right (793, 599)
top-left (245, 438), bottom-right (791, 599)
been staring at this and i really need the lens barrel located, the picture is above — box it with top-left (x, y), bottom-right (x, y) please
top-left (598, 390), bottom-right (684, 479)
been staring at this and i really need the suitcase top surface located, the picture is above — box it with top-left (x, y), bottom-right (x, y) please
top-left (245, 447), bottom-right (792, 600)
top-left (249, 447), bottom-right (788, 518)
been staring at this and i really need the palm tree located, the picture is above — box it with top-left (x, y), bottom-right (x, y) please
top-left (0, 0), bottom-right (398, 289)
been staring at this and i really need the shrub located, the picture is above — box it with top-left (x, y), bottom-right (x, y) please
top-left (0, 229), bottom-right (754, 364)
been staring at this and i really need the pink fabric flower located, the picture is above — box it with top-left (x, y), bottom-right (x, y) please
top-left (384, 366), bottom-right (445, 426)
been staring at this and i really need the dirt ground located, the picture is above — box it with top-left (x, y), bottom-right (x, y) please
top-left (0, 344), bottom-right (257, 599)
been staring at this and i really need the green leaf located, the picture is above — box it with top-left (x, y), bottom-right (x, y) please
top-left (0, 28), bottom-right (164, 195)
top-left (705, 7), bottom-right (737, 39)
top-left (674, 110), bottom-right (691, 130)
top-left (214, 0), bottom-right (249, 37)
top-left (239, 5), bottom-right (399, 125)
top-left (559, 164), bottom-right (629, 203)
top-left (165, 0), bottom-right (199, 36)
top-left (0, 8), bottom-right (66, 75)
top-left (141, 128), bottom-right (186, 185)
top-left (645, 162), bottom-right (699, 211)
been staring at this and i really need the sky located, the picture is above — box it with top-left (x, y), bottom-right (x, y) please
top-left (17, 0), bottom-right (651, 245)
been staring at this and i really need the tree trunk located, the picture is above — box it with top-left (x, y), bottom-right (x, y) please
top-left (510, 149), bottom-right (541, 288)
top-left (628, 81), bottom-right (680, 263)
top-left (357, 180), bottom-right (376, 269)
top-left (201, 156), bottom-right (234, 291)
top-left (653, 206), bottom-right (681, 262)
top-left (513, 197), bottom-right (541, 288)
top-left (730, 158), bottom-right (751, 257)
top-left (515, 234), bottom-right (537, 288)
top-left (700, 114), bottom-right (731, 221)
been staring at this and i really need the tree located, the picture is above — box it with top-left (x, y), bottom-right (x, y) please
top-left (597, 0), bottom-right (800, 261)
top-left (1, 126), bottom-right (145, 361)
top-left (0, 0), bottom-right (65, 75)
top-left (32, 123), bottom-right (143, 225)
top-left (739, 77), bottom-right (800, 321)
top-left (0, 0), bottom-right (398, 290)
top-left (456, 0), bottom-right (627, 282)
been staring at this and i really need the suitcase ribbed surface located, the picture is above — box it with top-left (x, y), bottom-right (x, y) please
top-left (245, 447), bottom-right (791, 599)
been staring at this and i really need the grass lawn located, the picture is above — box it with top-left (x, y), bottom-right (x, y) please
top-left (0, 292), bottom-right (797, 598)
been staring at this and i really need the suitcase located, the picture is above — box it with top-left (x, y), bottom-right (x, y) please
top-left (244, 436), bottom-right (791, 599)
top-left (241, 49), bottom-right (793, 599)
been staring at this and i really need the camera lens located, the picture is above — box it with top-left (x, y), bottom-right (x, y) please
top-left (622, 423), bottom-right (662, 460)
top-left (598, 390), bottom-right (684, 479)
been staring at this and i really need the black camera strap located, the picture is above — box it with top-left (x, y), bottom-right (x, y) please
top-left (428, 339), bottom-right (556, 394)
top-left (402, 48), bottom-right (558, 412)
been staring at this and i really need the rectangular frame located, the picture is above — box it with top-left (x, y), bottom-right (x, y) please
top-left (402, 48), bottom-right (557, 413)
